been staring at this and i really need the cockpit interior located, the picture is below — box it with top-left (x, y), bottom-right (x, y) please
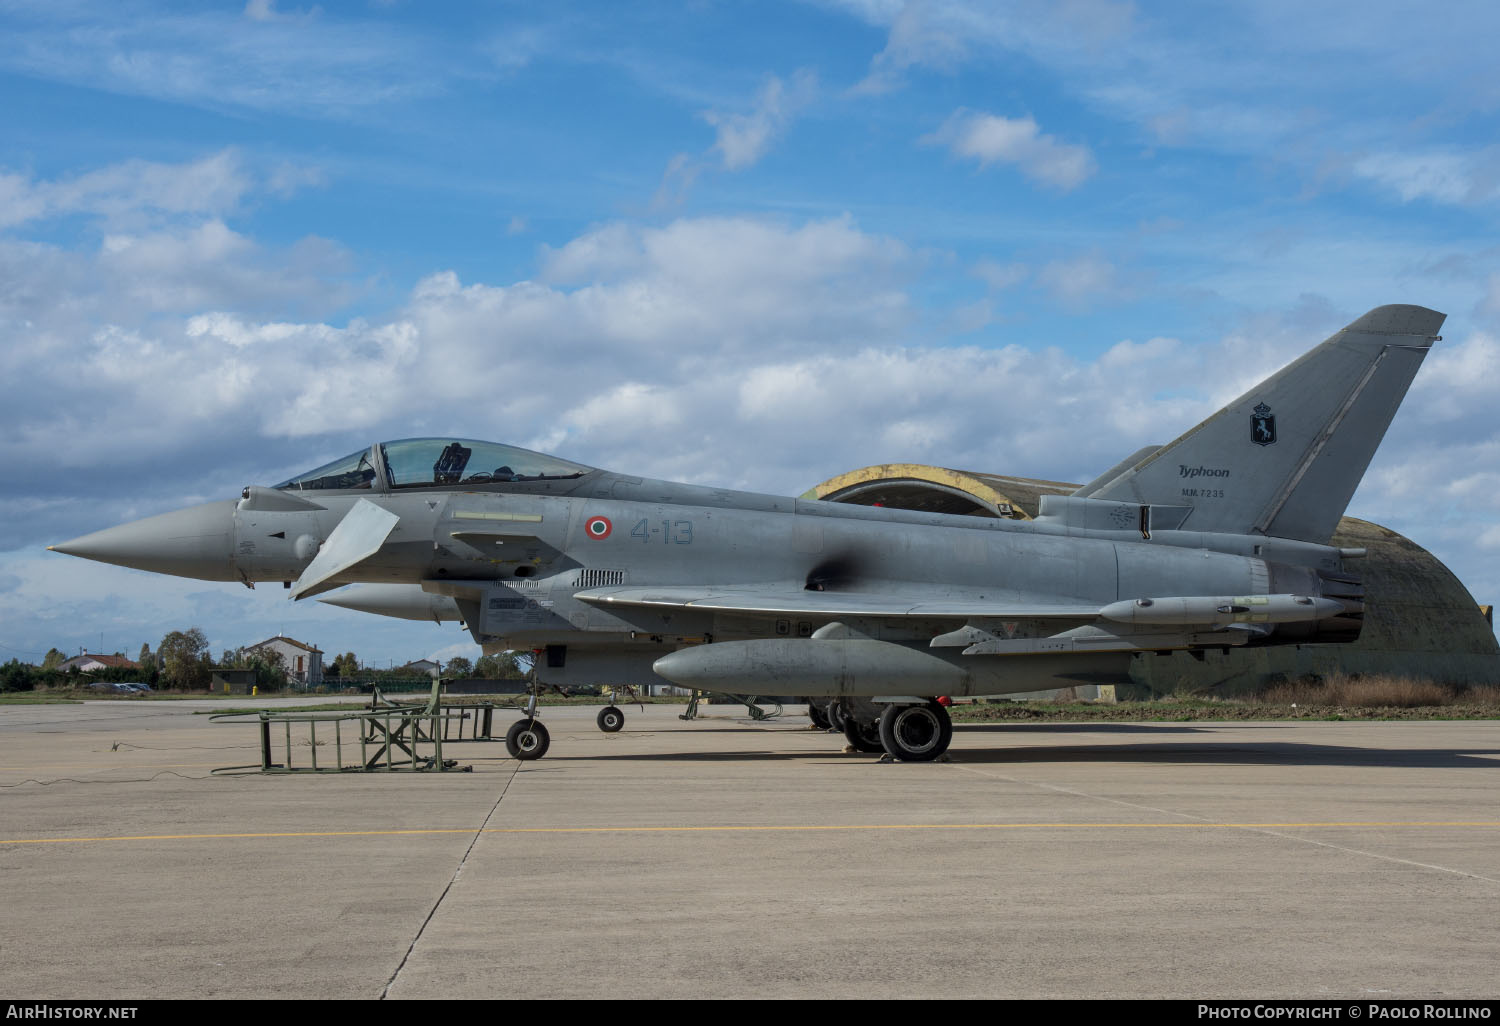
top-left (275, 438), bottom-right (593, 493)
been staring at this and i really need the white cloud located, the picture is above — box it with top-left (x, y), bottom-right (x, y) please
top-left (0, 4), bottom-right (449, 117)
top-left (844, 0), bottom-right (1136, 95)
top-left (736, 363), bottom-right (829, 421)
top-left (1484, 276), bottom-right (1500, 319)
top-left (653, 70), bottom-right (818, 207)
top-left (566, 383), bottom-right (685, 434)
top-left (703, 70), bottom-right (817, 171)
top-left (1034, 252), bottom-right (1132, 306)
top-left (0, 150), bottom-right (262, 230)
top-left (90, 221), bottom-right (353, 315)
top-left (1352, 149), bottom-right (1500, 206)
top-left (850, 2), bottom-right (972, 95)
top-left (1408, 331), bottom-right (1500, 419)
top-left (832, 0), bottom-right (1500, 216)
top-left (924, 110), bottom-right (1096, 190)
top-left (0, 212), bottom-right (921, 528)
top-left (14, 212), bottom-right (1488, 519)
top-left (971, 259), bottom-right (1028, 291)
top-left (537, 215), bottom-right (913, 350)
top-left (1099, 335), bottom-right (1179, 369)
top-left (483, 24), bottom-right (550, 72)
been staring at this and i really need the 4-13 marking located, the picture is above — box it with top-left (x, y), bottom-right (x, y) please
top-left (631, 518), bottom-right (693, 544)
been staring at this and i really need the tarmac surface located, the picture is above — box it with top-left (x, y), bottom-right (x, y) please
top-left (1, 698), bottom-right (1498, 1000)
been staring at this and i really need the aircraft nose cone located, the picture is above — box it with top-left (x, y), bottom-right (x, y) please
top-left (49, 500), bottom-right (239, 582)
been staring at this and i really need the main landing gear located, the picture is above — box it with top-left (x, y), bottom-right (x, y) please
top-left (876, 701), bottom-right (952, 762)
top-left (843, 714), bottom-right (884, 753)
top-left (829, 697), bottom-right (953, 762)
top-left (597, 705), bottom-right (625, 733)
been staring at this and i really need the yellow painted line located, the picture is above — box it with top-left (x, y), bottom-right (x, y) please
top-left (0, 762), bottom-right (228, 774)
top-left (4, 821), bottom-right (1499, 845)
top-left (2, 829), bottom-right (480, 845)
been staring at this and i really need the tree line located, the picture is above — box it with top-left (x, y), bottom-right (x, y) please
top-left (2, 629), bottom-right (530, 693)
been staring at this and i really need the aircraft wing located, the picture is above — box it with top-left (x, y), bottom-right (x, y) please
top-left (574, 586), bottom-right (1102, 621)
top-left (576, 586), bottom-right (1350, 632)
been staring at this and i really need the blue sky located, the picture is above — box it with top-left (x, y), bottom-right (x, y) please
top-left (2, 0), bottom-right (1497, 669)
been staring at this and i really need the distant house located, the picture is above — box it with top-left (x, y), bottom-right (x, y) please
top-left (57, 653), bottom-right (139, 674)
top-left (399, 659), bottom-right (441, 678)
top-left (244, 635), bottom-right (324, 685)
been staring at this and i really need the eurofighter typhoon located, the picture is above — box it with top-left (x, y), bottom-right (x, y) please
top-left (51, 305), bottom-right (1445, 761)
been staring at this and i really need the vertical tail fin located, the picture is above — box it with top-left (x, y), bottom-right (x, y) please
top-left (1083, 304), bottom-right (1445, 543)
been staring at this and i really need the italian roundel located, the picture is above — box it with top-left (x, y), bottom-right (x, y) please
top-left (584, 515), bottom-right (612, 540)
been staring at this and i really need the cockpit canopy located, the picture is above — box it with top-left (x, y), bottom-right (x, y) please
top-left (275, 438), bottom-right (593, 492)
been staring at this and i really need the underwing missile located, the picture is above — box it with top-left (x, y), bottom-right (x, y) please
top-left (1098, 594), bottom-right (1348, 626)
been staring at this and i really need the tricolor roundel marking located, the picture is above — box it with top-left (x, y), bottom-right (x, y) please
top-left (585, 516), bottom-right (613, 540)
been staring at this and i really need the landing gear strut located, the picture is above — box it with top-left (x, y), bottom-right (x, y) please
top-left (507, 655), bottom-right (552, 761)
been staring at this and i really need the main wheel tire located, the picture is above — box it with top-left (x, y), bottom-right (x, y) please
top-left (596, 705), bottom-right (625, 733)
top-left (842, 714), bottom-right (885, 753)
top-left (506, 718), bottom-right (551, 760)
top-left (877, 702), bottom-right (953, 762)
top-left (807, 700), bottom-right (831, 730)
top-left (826, 701), bottom-right (847, 733)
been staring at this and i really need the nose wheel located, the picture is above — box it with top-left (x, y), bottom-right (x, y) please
top-left (506, 654), bottom-right (553, 760)
top-left (505, 718), bottom-right (551, 760)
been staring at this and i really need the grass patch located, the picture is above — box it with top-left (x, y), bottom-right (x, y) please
top-left (1260, 673), bottom-right (1498, 709)
top-left (947, 674), bottom-right (1500, 722)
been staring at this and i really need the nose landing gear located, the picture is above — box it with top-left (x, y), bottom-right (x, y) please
top-left (505, 718), bottom-right (551, 760)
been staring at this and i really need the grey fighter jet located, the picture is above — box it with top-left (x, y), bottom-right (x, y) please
top-left (50, 305), bottom-right (1445, 762)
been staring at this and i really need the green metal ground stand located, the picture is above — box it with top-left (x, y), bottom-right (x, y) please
top-left (211, 679), bottom-right (478, 774)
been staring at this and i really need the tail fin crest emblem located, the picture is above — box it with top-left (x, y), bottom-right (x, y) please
top-left (1251, 403), bottom-right (1276, 447)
